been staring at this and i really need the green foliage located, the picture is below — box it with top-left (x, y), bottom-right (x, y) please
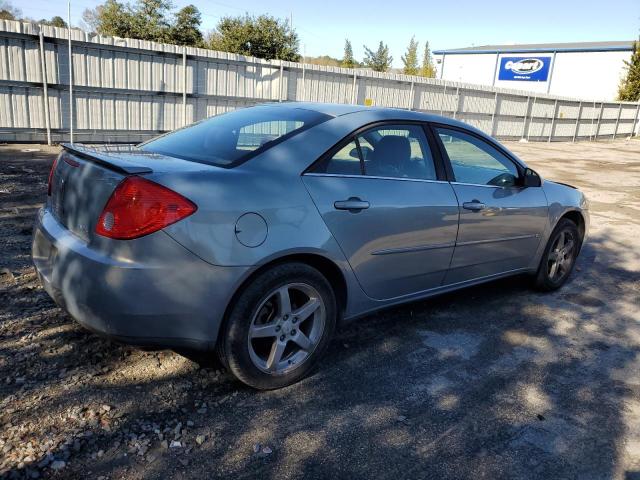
top-left (208, 14), bottom-right (300, 61)
top-left (0, 0), bottom-right (20, 21)
top-left (39, 16), bottom-right (67, 28)
top-left (307, 55), bottom-right (342, 67)
top-left (342, 39), bottom-right (356, 68)
top-left (420, 41), bottom-right (436, 78)
top-left (402, 36), bottom-right (419, 75)
top-left (83, 0), bottom-right (203, 46)
top-left (169, 5), bottom-right (203, 46)
top-left (363, 41), bottom-right (392, 72)
top-left (618, 39), bottom-right (640, 101)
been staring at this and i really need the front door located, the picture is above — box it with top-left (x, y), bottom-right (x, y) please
top-left (433, 126), bottom-right (549, 285)
top-left (302, 123), bottom-right (459, 300)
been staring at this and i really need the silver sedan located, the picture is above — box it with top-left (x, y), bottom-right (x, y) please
top-left (32, 103), bottom-right (589, 389)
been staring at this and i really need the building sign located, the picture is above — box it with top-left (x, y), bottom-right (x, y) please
top-left (498, 57), bottom-right (551, 81)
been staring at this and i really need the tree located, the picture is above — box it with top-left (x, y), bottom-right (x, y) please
top-left (39, 16), bottom-right (67, 28)
top-left (208, 14), bottom-right (300, 61)
top-left (129, 0), bottom-right (172, 43)
top-left (420, 41), bottom-right (436, 78)
top-left (307, 55), bottom-right (341, 67)
top-left (0, 0), bottom-right (20, 21)
top-left (86, 0), bottom-right (136, 38)
top-left (83, 0), bottom-right (204, 47)
top-left (363, 41), bottom-right (392, 72)
top-left (618, 39), bottom-right (640, 101)
top-left (342, 39), bottom-right (356, 68)
top-left (169, 5), bottom-right (203, 46)
top-left (401, 36), bottom-right (419, 75)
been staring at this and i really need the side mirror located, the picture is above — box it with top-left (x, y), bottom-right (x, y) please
top-left (523, 168), bottom-right (541, 187)
top-left (349, 147), bottom-right (359, 159)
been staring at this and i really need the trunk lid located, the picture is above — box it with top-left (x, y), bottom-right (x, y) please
top-left (49, 144), bottom-right (212, 242)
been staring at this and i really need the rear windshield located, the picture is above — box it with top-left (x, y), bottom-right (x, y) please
top-left (140, 106), bottom-right (330, 167)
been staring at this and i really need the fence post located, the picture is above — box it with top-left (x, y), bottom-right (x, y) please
top-left (301, 63), bottom-right (305, 101)
top-left (526, 96), bottom-right (537, 141)
top-left (408, 80), bottom-right (415, 111)
top-left (182, 47), bottom-right (187, 126)
top-left (440, 84), bottom-right (446, 116)
top-left (520, 96), bottom-right (530, 140)
top-left (548, 99), bottom-right (558, 142)
top-left (572, 101), bottom-right (582, 143)
top-left (594, 103), bottom-right (604, 140)
top-left (453, 87), bottom-right (460, 120)
top-left (278, 61), bottom-right (284, 102)
top-left (612, 103), bottom-right (623, 140)
top-left (67, 8), bottom-right (73, 144)
top-left (351, 70), bottom-right (357, 104)
top-left (490, 92), bottom-right (499, 136)
top-left (38, 28), bottom-right (51, 146)
top-left (633, 102), bottom-right (640, 137)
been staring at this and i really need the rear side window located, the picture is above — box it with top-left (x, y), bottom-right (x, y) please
top-left (141, 106), bottom-right (330, 167)
top-left (358, 125), bottom-right (436, 180)
top-left (312, 123), bottom-right (437, 181)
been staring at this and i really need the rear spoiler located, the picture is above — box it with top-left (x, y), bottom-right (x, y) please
top-left (61, 143), bottom-right (153, 175)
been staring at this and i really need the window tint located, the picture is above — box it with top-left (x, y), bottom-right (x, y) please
top-left (358, 125), bottom-right (437, 180)
top-left (436, 128), bottom-right (519, 187)
top-left (315, 139), bottom-right (362, 175)
top-left (141, 106), bottom-right (329, 167)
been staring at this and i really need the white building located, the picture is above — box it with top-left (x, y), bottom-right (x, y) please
top-left (433, 41), bottom-right (635, 101)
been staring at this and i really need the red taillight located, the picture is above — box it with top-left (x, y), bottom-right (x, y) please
top-left (47, 156), bottom-right (58, 196)
top-left (95, 177), bottom-right (197, 240)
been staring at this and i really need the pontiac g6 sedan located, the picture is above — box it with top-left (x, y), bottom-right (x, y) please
top-left (32, 103), bottom-right (589, 389)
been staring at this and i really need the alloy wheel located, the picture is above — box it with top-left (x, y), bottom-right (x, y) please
top-left (247, 283), bottom-right (326, 375)
top-left (547, 230), bottom-right (576, 282)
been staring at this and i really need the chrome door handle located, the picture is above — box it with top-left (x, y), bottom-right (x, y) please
top-left (334, 197), bottom-right (370, 212)
top-left (462, 201), bottom-right (486, 211)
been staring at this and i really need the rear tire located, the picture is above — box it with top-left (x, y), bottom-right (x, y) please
top-left (533, 218), bottom-right (581, 291)
top-left (218, 262), bottom-right (337, 390)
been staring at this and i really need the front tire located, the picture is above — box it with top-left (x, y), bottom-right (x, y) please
top-left (533, 218), bottom-right (581, 291)
top-left (218, 262), bottom-right (337, 390)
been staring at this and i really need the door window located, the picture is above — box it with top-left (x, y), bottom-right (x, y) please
top-left (313, 139), bottom-right (362, 175)
top-left (358, 125), bottom-right (437, 180)
top-left (436, 128), bottom-right (519, 187)
top-left (310, 124), bottom-right (437, 181)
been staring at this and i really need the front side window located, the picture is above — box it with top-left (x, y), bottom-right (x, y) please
top-left (141, 106), bottom-right (330, 167)
top-left (358, 125), bottom-right (437, 181)
top-left (436, 128), bottom-right (519, 187)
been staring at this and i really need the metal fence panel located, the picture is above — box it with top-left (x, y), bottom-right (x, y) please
top-left (0, 19), bottom-right (637, 143)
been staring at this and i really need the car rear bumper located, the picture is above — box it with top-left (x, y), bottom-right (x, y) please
top-left (32, 208), bottom-right (248, 350)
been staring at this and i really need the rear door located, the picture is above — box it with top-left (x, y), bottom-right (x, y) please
top-left (302, 123), bottom-right (459, 300)
top-left (432, 125), bottom-right (548, 284)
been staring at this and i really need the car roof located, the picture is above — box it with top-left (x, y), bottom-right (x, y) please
top-left (266, 101), bottom-right (465, 125)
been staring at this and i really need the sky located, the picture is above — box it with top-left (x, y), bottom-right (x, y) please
top-left (16, 0), bottom-right (640, 68)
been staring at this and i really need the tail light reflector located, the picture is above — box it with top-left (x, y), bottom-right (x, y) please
top-left (96, 176), bottom-right (197, 240)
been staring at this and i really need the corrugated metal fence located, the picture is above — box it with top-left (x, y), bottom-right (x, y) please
top-left (1, 19), bottom-right (638, 144)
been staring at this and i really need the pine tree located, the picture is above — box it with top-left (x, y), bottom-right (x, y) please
top-left (342, 39), bottom-right (356, 68)
top-left (420, 41), bottom-right (436, 78)
top-left (401, 36), bottom-right (419, 75)
top-left (618, 39), bottom-right (640, 101)
top-left (363, 41), bottom-right (392, 72)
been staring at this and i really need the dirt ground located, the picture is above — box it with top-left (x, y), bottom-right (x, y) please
top-left (1, 139), bottom-right (639, 480)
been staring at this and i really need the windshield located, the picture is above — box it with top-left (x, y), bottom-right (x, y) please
top-left (140, 106), bottom-right (330, 167)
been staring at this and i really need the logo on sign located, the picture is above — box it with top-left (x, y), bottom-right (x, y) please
top-left (504, 58), bottom-right (544, 75)
top-left (498, 56), bottom-right (551, 82)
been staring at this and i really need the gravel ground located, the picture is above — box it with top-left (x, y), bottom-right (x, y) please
top-left (1, 139), bottom-right (640, 479)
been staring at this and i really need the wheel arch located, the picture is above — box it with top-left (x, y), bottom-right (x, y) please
top-left (219, 252), bottom-right (348, 343)
top-left (559, 209), bottom-right (586, 242)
